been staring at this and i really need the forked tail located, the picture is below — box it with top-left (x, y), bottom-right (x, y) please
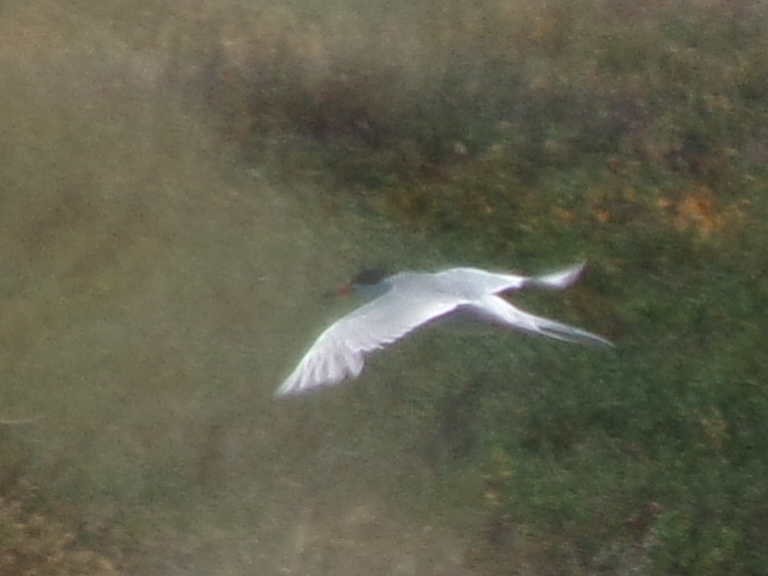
top-left (517, 311), bottom-right (614, 347)
top-left (473, 294), bottom-right (614, 347)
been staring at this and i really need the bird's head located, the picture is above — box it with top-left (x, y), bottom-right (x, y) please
top-left (335, 267), bottom-right (390, 297)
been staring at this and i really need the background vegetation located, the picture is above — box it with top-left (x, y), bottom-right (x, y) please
top-left (1, 0), bottom-right (766, 574)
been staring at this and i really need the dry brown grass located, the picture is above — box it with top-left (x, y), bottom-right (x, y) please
top-left (0, 494), bottom-right (120, 576)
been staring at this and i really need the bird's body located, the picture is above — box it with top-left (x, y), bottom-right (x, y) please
top-left (276, 263), bottom-right (611, 397)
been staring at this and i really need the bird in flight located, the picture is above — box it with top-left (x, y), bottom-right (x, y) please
top-left (276, 262), bottom-right (612, 396)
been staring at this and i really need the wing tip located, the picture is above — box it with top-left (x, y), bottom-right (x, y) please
top-left (274, 352), bottom-right (362, 398)
top-left (274, 382), bottom-right (295, 398)
top-left (274, 375), bottom-right (300, 398)
top-left (529, 261), bottom-right (587, 290)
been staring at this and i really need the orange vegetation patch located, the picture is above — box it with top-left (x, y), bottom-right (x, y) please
top-left (593, 208), bottom-right (611, 224)
top-left (655, 185), bottom-right (746, 239)
top-left (671, 186), bottom-right (725, 237)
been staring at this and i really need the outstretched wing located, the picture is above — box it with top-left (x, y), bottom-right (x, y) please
top-left (276, 290), bottom-right (462, 396)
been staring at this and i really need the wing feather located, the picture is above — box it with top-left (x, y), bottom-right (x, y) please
top-left (276, 291), bottom-right (461, 396)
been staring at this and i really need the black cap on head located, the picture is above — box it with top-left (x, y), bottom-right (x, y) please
top-left (351, 267), bottom-right (389, 286)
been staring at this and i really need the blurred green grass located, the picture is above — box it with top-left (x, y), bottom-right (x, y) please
top-left (2, 1), bottom-right (767, 574)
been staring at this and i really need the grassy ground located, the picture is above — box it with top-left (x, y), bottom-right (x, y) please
top-left (1, 1), bottom-right (767, 574)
